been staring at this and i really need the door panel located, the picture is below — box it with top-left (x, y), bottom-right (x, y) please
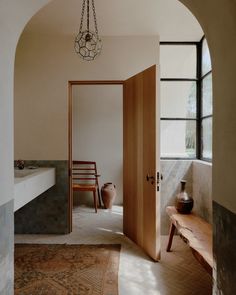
top-left (123, 65), bottom-right (160, 261)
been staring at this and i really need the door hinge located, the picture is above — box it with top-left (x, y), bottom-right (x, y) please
top-left (157, 172), bottom-right (163, 183)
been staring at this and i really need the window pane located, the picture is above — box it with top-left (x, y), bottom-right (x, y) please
top-left (202, 73), bottom-right (212, 116)
top-left (202, 38), bottom-right (212, 76)
top-left (160, 45), bottom-right (196, 78)
top-left (161, 81), bottom-right (196, 118)
top-left (202, 118), bottom-right (212, 159)
top-left (161, 120), bottom-right (196, 158)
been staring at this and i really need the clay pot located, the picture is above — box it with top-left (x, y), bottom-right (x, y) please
top-left (175, 180), bottom-right (194, 214)
top-left (101, 183), bottom-right (116, 209)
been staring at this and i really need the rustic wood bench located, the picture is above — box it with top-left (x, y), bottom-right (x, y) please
top-left (166, 206), bottom-right (213, 275)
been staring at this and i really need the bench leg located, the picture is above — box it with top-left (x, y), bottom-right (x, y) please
top-left (93, 191), bottom-right (98, 213)
top-left (166, 222), bottom-right (176, 252)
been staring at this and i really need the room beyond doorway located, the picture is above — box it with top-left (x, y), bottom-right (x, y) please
top-left (68, 81), bottom-right (123, 231)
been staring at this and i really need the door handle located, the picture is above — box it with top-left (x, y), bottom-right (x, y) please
top-left (146, 173), bottom-right (163, 186)
top-left (146, 174), bottom-right (155, 185)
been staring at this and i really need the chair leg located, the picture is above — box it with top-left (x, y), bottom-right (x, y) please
top-left (93, 191), bottom-right (98, 213)
top-left (97, 187), bottom-right (102, 208)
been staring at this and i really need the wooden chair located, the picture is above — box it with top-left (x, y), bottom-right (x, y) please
top-left (72, 161), bottom-right (102, 213)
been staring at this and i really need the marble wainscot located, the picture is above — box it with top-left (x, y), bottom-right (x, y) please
top-left (160, 160), bottom-right (212, 234)
top-left (14, 160), bottom-right (69, 234)
top-left (14, 167), bottom-right (56, 212)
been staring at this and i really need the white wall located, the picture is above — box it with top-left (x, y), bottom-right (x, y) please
top-left (72, 85), bottom-right (123, 204)
top-left (14, 33), bottom-right (159, 161)
top-left (0, 0), bottom-right (50, 208)
top-left (0, 1), bottom-right (51, 293)
top-left (180, 0), bottom-right (236, 215)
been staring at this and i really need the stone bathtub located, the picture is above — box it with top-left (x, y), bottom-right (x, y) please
top-left (14, 168), bottom-right (56, 212)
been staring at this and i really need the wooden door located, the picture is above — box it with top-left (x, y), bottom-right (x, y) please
top-left (123, 65), bottom-right (161, 261)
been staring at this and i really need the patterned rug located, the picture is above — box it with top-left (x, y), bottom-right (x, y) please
top-left (15, 244), bottom-right (121, 295)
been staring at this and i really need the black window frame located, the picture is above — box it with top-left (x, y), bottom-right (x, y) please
top-left (160, 37), bottom-right (212, 162)
top-left (199, 36), bottom-right (213, 162)
top-left (160, 41), bottom-right (199, 160)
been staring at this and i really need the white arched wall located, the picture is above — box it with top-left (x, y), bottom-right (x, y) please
top-left (0, 0), bottom-right (236, 294)
top-left (180, 0), bottom-right (236, 214)
top-left (0, 0), bottom-right (51, 207)
top-left (0, 1), bottom-right (51, 292)
top-left (179, 2), bottom-right (236, 293)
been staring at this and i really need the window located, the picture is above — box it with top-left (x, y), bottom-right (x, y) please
top-left (200, 38), bottom-right (212, 160)
top-left (160, 44), bottom-right (197, 158)
top-left (160, 38), bottom-right (212, 161)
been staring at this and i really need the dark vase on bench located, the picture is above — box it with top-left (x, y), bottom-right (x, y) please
top-left (175, 180), bottom-right (194, 214)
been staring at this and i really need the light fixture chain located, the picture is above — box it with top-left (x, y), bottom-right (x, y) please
top-left (92, 0), bottom-right (99, 35)
top-left (87, 0), bottom-right (90, 32)
top-left (79, 0), bottom-right (86, 33)
top-left (75, 0), bottom-right (102, 61)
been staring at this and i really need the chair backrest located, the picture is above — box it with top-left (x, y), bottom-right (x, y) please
top-left (72, 161), bottom-right (99, 186)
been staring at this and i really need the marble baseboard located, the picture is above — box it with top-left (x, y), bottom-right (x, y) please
top-left (0, 200), bottom-right (14, 295)
top-left (213, 201), bottom-right (236, 294)
top-left (14, 161), bottom-right (69, 234)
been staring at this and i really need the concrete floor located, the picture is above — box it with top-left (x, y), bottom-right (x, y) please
top-left (15, 205), bottom-right (212, 295)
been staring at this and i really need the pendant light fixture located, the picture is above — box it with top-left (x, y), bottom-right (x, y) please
top-left (74, 0), bottom-right (102, 61)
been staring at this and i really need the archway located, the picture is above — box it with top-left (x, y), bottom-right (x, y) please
top-left (14, 0), bottom-right (204, 234)
top-left (0, 0), bottom-right (236, 294)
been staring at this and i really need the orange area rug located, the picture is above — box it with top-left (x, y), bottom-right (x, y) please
top-left (15, 244), bottom-right (121, 295)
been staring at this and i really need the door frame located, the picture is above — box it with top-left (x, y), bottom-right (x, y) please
top-left (68, 80), bottom-right (124, 232)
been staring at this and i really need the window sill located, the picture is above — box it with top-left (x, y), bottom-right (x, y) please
top-left (193, 159), bottom-right (212, 166)
top-left (160, 158), bottom-right (212, 167)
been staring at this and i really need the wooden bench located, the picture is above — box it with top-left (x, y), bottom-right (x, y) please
top-left (166, 206), bottom-right (213, 275)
